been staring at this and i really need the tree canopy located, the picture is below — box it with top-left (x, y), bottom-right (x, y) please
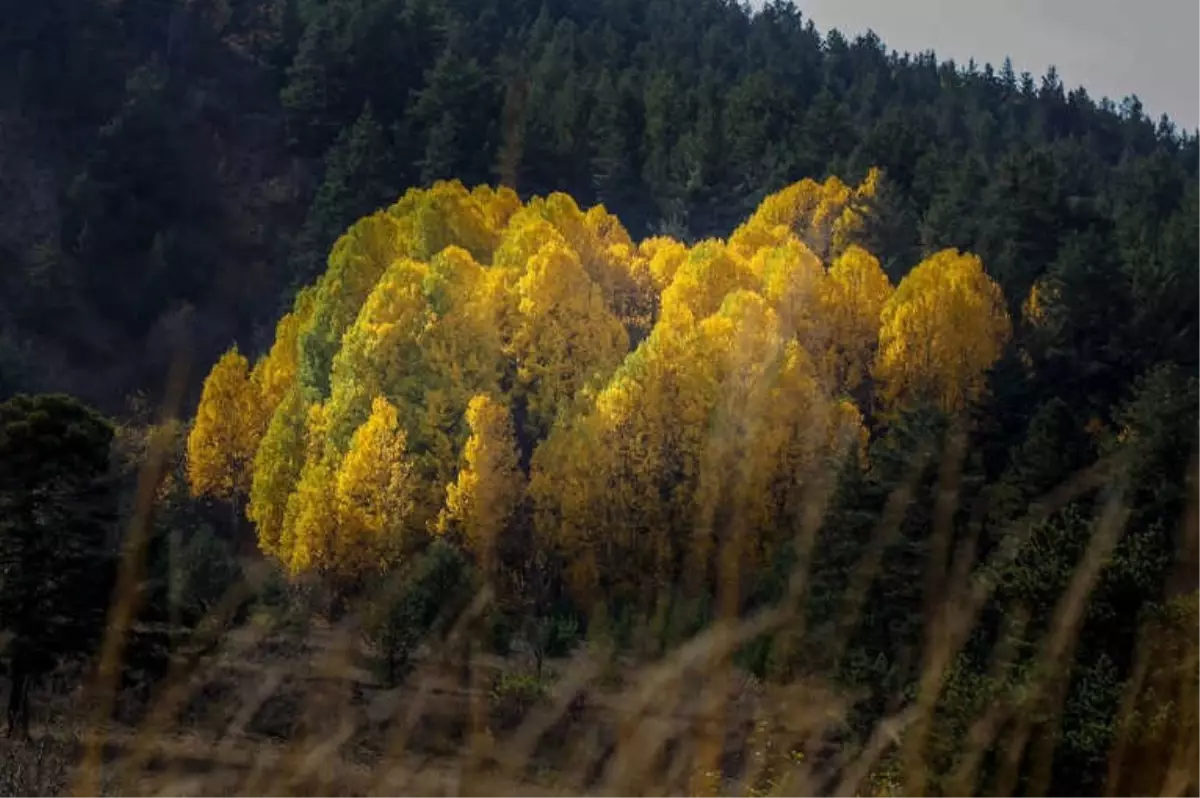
top-left (188, 174), bottom-right (1009, 610)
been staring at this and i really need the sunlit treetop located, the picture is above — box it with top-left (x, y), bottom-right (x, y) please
top-left (874, 248), bottom-right (1011, 413)
top-left (729, 169), bottom-right (879, 262)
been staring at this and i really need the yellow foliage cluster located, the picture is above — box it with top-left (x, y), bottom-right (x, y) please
top-left (437, 394), bottom-right (524, 573)
top-left (185, 346), bottom-right (267, 501)
top-left (874, 249), bottom-right (1012, 413)
top-left (186, 175), bottom-right (1010, 591)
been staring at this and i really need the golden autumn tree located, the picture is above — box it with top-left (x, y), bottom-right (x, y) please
top-left (531, 195), bottom-right (654, 338)
top-left (818, 245), bottom-right (894, 392)
top-left (674, 291), bottom-right (868, 603)
top-left (333, 396), bottom-right (417, 576)
top-left (253, 286), bottom-right (315, 414)
top-left (728, 170), bottom-right (878, 262)
top-left (511, 238), bottom-right (629, 439)
top-left (393, 179), bottom-right (507, 265)
top-left (325, 257), bottom-right (432, 452)
top-left (277, 402), bottom-right (335, 574)
top-left (436, 394), bottom-right (524, 573)
top-left (752, 237), bottom-right (827, 348)
top-left (529, 288), bottom-right (698, 605)
top-left (414, 247), bottom-right (507, 483)
top-left (187, 346), bottom-right (265, 504)
top-left (282, 451), bottom-right (338, 576)
top-left (639, 235), bottom-right (690, 291)
top-left (684, 291), bottom-right (792, 600)
top-left (873, 248), bottom-right (1011, 413)
top-left (661, 240), bottom-right (758, 325)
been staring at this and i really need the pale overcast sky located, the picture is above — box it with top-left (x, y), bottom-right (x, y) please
top-left (785, 0), bottom-right (1199, 130)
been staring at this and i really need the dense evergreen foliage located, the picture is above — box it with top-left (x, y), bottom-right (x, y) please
top-left (0, 0), bottom-right (1194, 411)
top-left (0, 395), bottom-right (117, 736)
top-left (0, 0), bottom-right (1194, 794)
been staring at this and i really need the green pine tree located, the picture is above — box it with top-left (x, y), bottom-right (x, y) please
top-left (0, 394), bottom-right (118, 737)
top-left (289, 102), bottom-right (398, 290)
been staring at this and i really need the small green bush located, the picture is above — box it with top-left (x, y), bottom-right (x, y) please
top-left (489, 669), bottom-right (549, 730)
top-left (361, 540), bottom-right (474, 686)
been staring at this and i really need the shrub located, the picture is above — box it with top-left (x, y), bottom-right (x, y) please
top-left (489, 669), bottom-right (549, 730)
top-left (361, 540), bottom-right (474, 686)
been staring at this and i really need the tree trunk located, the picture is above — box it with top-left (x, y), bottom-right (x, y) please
top-left (230, 493), bottom-right (249, 554)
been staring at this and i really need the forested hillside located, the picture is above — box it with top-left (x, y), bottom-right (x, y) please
top-left (0, 1), bottom-right (1195, 795)
top-left (1, 0), bottom-right (1195, 409)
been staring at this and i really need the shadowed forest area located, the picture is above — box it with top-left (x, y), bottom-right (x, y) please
top-left (0, 1), bottom-right (1196, 796)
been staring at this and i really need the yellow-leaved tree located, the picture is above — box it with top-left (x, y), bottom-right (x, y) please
top-left (873, 248), bottom-right (1011, 413)
top-left (660, 241), bottom-right (758, 325)
top-left (187, 346), bottom-right (265, 504)
top-left (511, 238), bottom-right (629, 439)
top-left (253, 287), bottom-right (315, 413)
top-left (278, 402), bottom-right (335, 574)
top-left (639, 235), bottom-right (690, 291)
top-left (325, 257), bottom-right (432, 452)
top-left (333, 396), bottom-right (418, 576)
top-left (752, 237), bottom-right (827, 349)
top-left (818, 245), bottom-right (894, 392)
top-left (437, 394), bottom-right (524, 573)
top-left (728, 169), bottom-right (878, 262)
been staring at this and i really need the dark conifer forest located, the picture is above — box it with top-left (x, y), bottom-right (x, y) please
top-left (0, 1), bottom-right (1195, 795)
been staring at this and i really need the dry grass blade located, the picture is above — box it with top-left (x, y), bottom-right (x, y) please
top-left (944, 605), bottom-right (1031, 796)
top-left (75, 354), bottom-right (190, 797)
top-left (993, 484), bottom-right (1131, 796)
